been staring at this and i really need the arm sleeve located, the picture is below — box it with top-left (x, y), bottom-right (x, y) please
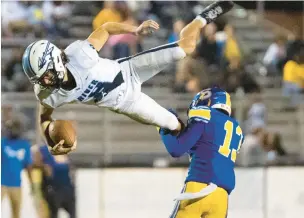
top-left (160, 122), bottom-right (206, 157)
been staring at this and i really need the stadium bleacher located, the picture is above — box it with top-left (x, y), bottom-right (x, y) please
top-left (1, 1), bottom-right (304, 166)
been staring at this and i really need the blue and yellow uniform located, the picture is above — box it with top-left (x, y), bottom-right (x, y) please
top-left (159, 87), bottom-right (244, 218)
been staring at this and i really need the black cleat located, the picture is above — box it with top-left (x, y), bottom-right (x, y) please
top-left (199, 1), bottom-right (234, 24)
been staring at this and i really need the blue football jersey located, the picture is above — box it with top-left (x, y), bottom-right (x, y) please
top-left (160, 106), bottom-right (244, 194)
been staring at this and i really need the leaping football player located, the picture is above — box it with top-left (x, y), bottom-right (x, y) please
top-left (22, 1), bottom-right (235, 155)
top-left (159, 87), bottom-right (244, 218)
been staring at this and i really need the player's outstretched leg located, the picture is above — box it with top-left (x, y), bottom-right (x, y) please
top-left (178, 1), bottom-right (234, 54)
top-left (125, 1), bottom-right (235, 84)
top-left (120, 92), bottom-right (181, 131)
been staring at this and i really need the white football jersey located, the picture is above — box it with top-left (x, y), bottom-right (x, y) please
top-left (34, 40), bottom-right (127, 109)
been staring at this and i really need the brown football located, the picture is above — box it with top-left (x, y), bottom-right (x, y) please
top-left (48, 120), bottom-right (76, 148)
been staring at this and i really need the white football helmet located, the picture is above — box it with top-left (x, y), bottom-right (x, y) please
top-left (22, 40), bottom-right (66, 90)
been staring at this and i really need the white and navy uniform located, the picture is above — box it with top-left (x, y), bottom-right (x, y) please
top-left (35, 40), bottom-right (186, 130)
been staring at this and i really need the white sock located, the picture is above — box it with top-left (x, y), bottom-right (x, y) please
top-left (195, 16), bottom-right (207, 27)
top-left (172, 46), bottom-right (186, 61)
top-left (167, 115), bottom-right (180, 131)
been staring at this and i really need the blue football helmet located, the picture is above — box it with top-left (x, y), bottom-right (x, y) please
top-left (189, 87), bottom-right (232, 116)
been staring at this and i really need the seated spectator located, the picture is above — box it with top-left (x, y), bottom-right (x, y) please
top-left (244, 94), bottom-right (267, 134)
top-left (239, 127), bottom-right (266, 166)
top-left (285, 28), bottom-right (304, 62)
top-left (215, 29), bottom-right (227, 65)
top-left (240, 95), bottom-right (284, 166)
top-left (261, 131), bottom-right (287, 164)
top-left (220, 56), bottom-right (260, 94)
top-left (26, 1), bottom-right (45, 37)
top-left (93, 1), bottom-right (142, 59)
top-left (107, 1), bottom-right (141, 59)
top-left (42, 1), bottom-right (71, 37)
top-left (263, 35), bottom-right (286, 75)
top-left (194, 23), bottom-right (218, 66)
top-left (173, 56), bottom-right (209, 94)
top-left (147, 1), bottom-right (174, 30)
top-left (223, 24), bottom-right (241, 67)
top-left (2, 47), bottom-right (31, 92)
top-left (92, 1), bottom-right (122, 30)
top-left (282, 46), bottom-right (304, 107)
top-left (168, 19), bottom-right (185, 43)
top-left (1, 1), bottom-right (30, 37)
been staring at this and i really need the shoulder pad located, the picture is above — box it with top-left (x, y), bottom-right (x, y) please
top-left (65, 40), bottom-right (99, 69)
top-left (188, 106), bottom-right (211, 123)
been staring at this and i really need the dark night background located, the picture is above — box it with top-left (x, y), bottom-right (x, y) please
top-left (237, 1), bottom-right (304, 12)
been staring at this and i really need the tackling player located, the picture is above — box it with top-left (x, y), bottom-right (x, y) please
top-left (22, 1), bottom-right (234, 155)
top-left (158, 87), bottom-right (244, 218)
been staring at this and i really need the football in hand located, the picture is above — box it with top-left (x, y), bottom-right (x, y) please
top-left (48, 120), bottom-right (76, 148)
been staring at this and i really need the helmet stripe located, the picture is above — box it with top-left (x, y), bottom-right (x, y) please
top-left (189, 108), bottom-right (211, 121)
top-left (225, 92), bottom-right (231, 107)
top-left (22, 43), bottom-right (37, 79)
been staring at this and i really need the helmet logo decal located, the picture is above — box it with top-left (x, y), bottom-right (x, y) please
top-left (38, 42), bottom-right (54, 70)
top-left (199, 89), bottom-right (212, 100)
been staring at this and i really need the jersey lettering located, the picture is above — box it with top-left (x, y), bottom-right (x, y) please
top-left (77, 71), bottom-right (124, 103)
top-left (218, 120), bottom-right (243, 162)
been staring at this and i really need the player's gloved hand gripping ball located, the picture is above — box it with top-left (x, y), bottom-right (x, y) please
top-left (158, 109), bottom-right (186, 136)
top-left (48, 120), bottom-right (77, 155)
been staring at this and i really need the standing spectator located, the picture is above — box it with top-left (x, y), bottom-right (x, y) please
top-left (1, 105), bottom-right (13, 135)
top-left (168, 19), bottom-right (185, 43)
top-left (263, 35), bottom-right (286, 75)
top-left (1, 117), bottom-right (33, 218)
top-left (31, 145), bottom-right (51, 218)
top-left (32, 145), bottom-right (76, 218)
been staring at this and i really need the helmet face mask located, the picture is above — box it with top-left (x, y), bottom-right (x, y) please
top-left (37, 69), bottom-right (64, 90)
top-left (22, 40), bottom-right (66, 92)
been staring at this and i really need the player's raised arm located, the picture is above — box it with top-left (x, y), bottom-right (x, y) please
top-left (87, 20), bottom-right (159, 51)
